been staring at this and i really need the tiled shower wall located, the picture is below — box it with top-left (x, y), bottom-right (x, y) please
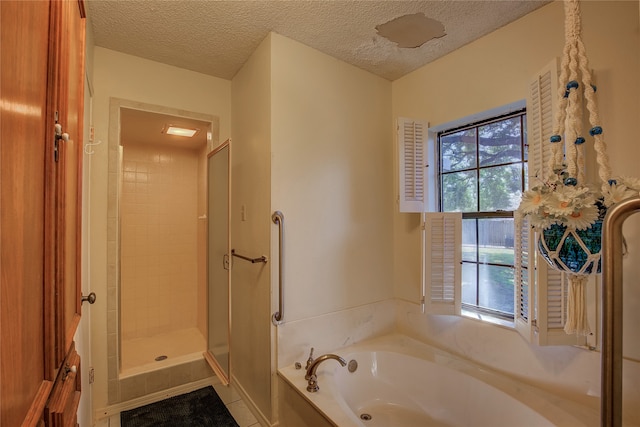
top-left (120, 144), bottom-right (202, 340)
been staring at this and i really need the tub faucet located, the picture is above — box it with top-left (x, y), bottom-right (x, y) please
top-left (305, 353), bottom-right (346, 392)
top-left (305, 347), bottom-right (315, 370)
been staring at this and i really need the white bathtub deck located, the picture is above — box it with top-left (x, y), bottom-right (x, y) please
top-left (278, 334), bottom-right (599, 427)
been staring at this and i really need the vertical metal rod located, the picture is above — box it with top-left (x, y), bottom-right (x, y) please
top-left (272, 211), bottom-right (284, 325)
top-left (601, 196), bottom-right (640, 427)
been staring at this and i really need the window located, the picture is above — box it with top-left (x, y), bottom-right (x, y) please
top-left (399, 60), bottom-right (588, 346)
top-left (438, 111), bottom-right (527, 320)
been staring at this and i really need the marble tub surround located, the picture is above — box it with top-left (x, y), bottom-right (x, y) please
top-left (278, 334), bottom-right (599, 427)
top-left (277, 297), bottom-right (640, 424)
top-left (276, 299), bottom-right (396, 369)
top-left (395, 300), bottom-right (607, 405)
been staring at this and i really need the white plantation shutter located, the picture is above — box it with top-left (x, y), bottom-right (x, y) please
top-left (527, 57), bottom-right (559, 184)
top-left (535, 260), bottom-right (575, 345)
top-left (514, 215), bottom-right (533, 339)
top-left (518, 59), bottom-right (576, 345)
top-left (398, 118), bottom-right (428, 212)
top-left (424, 213), bottom-right (461, 315)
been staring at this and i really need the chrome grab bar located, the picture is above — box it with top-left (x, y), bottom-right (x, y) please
top-left (231, 249), bottom-right (267, 264)
top-left (601, 196), bottom-right (640, 427)
top-left (272, 211), bottom-right (284, 325)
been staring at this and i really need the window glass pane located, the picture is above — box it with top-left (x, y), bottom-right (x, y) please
top-left (478, 265), bottom-right (514, 315)
top-left (438, 110), bottom-right (525, 321)
top-left (462, 219), bottom-right (477, 262)
top-left (478, 218), bottom-right (514, 265)
top-left (442, 171), bottom-right (477, 212)
top-left (479, 117), bottom-right (522, 167)
top-left (479, 164), bottom-right (522, 211)
top-left (462, 263), bottom-right (477, 306)
top-left (441, 129), bottom-right (476, 172)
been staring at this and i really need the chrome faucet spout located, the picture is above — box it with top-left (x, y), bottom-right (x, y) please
top-left (305, 353), bottom-right (346, 392)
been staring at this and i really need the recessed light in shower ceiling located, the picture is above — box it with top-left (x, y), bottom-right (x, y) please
top-left (163, 125), bottom-right (199, 137)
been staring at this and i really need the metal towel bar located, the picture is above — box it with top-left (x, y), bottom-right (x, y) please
top-left (272, 211), bottom-right (284, 325)
top-left (601, 196), bottom-right (640, 427)
top-left (231, 249), bottom-right (267, 264)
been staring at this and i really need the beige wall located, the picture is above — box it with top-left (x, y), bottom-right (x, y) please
top-left (230, 34), bottom-right (273, 422)
top-left (76, 14), bottom-right (96, 427)
top-left (270, 33), bottom-right (394, 320)
top-left (392, 0), bottom-right (640, 410)
top-left (230, 31), bottom-right (394, 422)
top-left (120, 144), bottom-right (202, 340)
top-left (89, 47), bottom-right (230, 411)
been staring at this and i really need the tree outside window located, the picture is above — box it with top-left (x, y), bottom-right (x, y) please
top-left (439, 111), bottom-right (527, 318)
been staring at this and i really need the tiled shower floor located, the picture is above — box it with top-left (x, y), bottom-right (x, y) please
top-left (121, 327), bottom-right (206, 376)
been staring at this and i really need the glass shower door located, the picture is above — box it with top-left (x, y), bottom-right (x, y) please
top-left (205, 140), bottom-right (230, 383)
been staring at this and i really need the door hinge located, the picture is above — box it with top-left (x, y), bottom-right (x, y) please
top-left (89, 367), bottom-right (95, 384)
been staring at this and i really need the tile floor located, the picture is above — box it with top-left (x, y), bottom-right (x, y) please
top-left (100, 378), bottom-right (260, 427)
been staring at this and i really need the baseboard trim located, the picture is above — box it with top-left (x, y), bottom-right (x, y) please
top-left (94, 377), bottom-right (218, 421)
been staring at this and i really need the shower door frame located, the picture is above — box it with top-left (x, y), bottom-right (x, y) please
top-left (203, 139), bottom-right (232, 385)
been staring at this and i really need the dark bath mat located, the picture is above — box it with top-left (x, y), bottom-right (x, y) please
top-left (120, 386), bottom-right (239, 427)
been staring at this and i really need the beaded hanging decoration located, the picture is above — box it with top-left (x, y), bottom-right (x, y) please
top-left (515, 0), bottom-right (610, 337)
top-left (542, 0), bottom-right (609, 336)
top-left (517, 0), bottom-right (640, 336)
top-left (547, 0), bottom-right (611, 191)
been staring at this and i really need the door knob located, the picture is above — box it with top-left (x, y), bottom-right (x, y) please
top-left (54, 123), bottom-right (69, 141)
top-left (62, 363), bottom-right (77, 381)
top-left (81, 292), bottom-right (96, 305)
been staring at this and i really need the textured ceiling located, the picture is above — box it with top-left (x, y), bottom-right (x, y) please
top-left (87, 0), bottom-right (550, 81)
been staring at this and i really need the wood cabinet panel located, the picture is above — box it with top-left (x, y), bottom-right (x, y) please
top-left (1, 1), bottom-right (86, 425)
top-left (0, 1), bottom-right (52, 425)
top-left (45, 344), bottom-right (81, 427)
top-left (51, 0), bottom-right (85, 366)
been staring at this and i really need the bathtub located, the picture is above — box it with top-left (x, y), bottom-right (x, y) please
top-left (278, 335), bottom-right (598, 427)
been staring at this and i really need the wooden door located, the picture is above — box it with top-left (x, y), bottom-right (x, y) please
top-left (51, 0), bottom-right (86, 367)
top-left (1, 1), bottom-right (54, 425)
top-left (1, 1), bottom-right (86, 425)
top-left (47, 0), bottom-right (86, 424)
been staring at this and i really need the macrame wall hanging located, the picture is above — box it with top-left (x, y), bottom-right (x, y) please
top-left (517, 0), bottom-right (640, 336)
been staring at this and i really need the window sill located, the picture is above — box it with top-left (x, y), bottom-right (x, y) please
top-left (461, 308), bottom-right (514, 329)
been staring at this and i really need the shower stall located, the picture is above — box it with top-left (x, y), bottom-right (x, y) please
top-left (104, 100), bottom-right (220, 404)
top-left (117, 107), bottom-right (210, 377)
